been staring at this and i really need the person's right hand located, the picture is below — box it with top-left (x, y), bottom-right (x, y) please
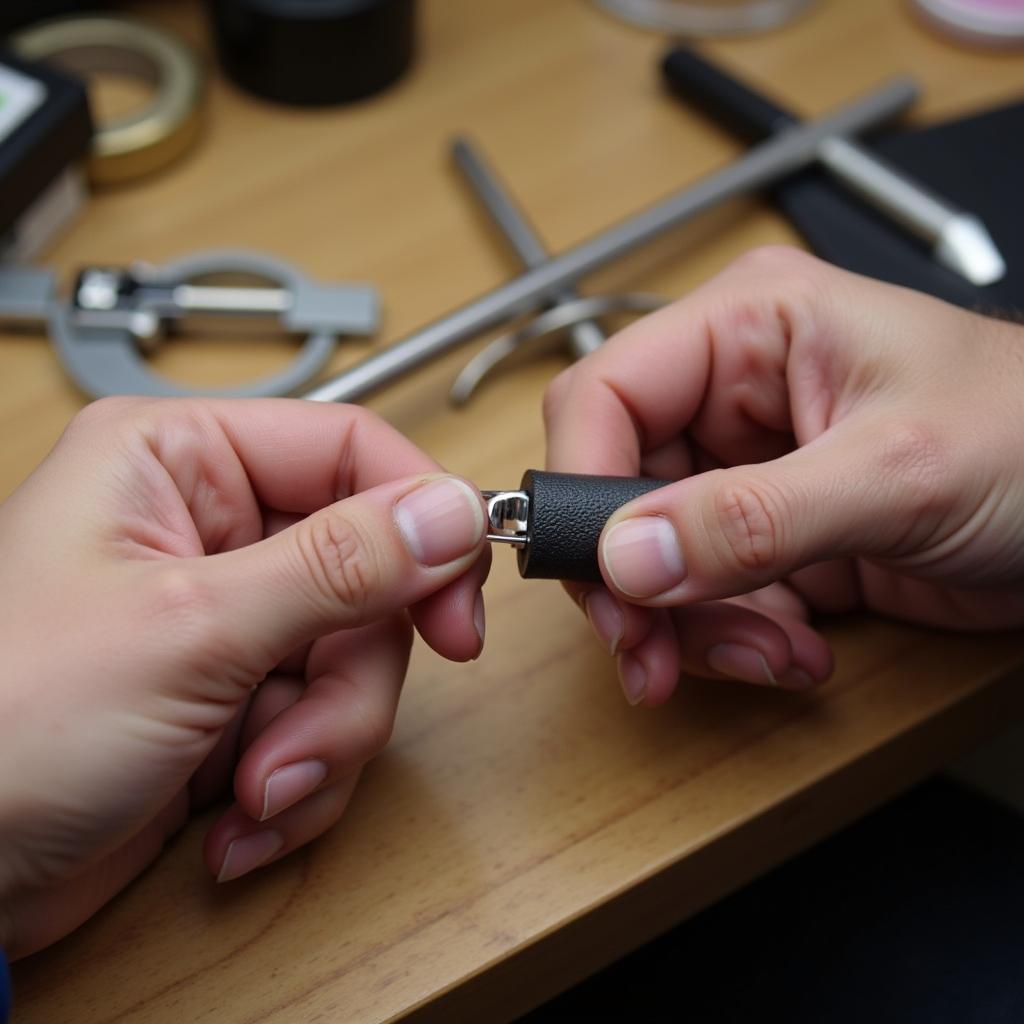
top-left (543, 247), bottom-right (1024, 707)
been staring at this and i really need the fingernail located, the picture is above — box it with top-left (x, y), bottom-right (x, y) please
top-left (261, 758), bottom-right (328, 820)
top-left (706, 643), bottom-right (778, 687)
top-left (602, 516), bottom-right (686, 599)
top-left (779, 667), bottom-right (816, 690)
top-left (584, 590), bottom-right (624, 656)
top-left (217, 829), bottom-right (284, 883)
top-left (473, 591), bottom-right (486, 656)
top-left (618, 651), bottom-right (647, 706)
top-left (395, 477), bottom-right (484, 567)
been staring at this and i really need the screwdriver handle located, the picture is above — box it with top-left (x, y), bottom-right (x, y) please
top-left (661, 45), bottom-right (798, 141)
top-left (516, 470), bottom-right (669, 582)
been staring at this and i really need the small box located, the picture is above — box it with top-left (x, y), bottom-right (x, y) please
top-left (0, 49), bottom-right (92, 261)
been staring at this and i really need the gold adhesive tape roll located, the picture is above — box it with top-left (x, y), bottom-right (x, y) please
top-left (13, 15), bottom-right (205, 186)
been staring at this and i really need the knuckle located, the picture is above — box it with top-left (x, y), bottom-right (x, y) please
top-left (728, 244), bottom-right (820, 280)
top-left (145, 566), bottom-right (270, 688)
top-left (64, 395), bottom-right (143, 436)
top-left (710, 472), bottom-right (786, 574)
top-left (344, 689), bottom-right (395, 765)
top-left (877, 420), bottom-right (951, 518)
top-left (298, 508), bottom-right (381, 615)
top-left (146, 566), bottom-right (231, 665)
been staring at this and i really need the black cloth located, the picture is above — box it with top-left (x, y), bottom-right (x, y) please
top-left (771, 99), bottom-right (1024, 315)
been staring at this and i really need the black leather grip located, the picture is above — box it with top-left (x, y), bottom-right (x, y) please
top-left (661, 45), bottom-right (797, 142)
top-left (516, 470), bottom-right (669, 582)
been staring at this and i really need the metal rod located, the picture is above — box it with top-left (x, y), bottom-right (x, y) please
top-left (168, 285), bottom-right (292, 315)
top-left (815, 136), bottom-right (1005, 285)
top-left (304, 76), bottom-right (918, 404)
top-left (451, 136), bottom-right (605, 359)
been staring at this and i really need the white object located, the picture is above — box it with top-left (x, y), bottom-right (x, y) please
top-left (912, 0), bottom-right (1024, 46)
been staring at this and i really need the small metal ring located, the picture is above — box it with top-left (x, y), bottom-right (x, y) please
top-left (13, 15), bottom-right (205, 185)
top-left (449, 293), bottom-right (666, 406)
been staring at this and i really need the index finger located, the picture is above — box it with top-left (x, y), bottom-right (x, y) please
top-left (543, 247), bottom-right (837, 477)
top-left (543, 297), bottom-right (711, 476)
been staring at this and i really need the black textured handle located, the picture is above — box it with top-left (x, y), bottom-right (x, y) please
top-left (516, 470), bottom-right (669, 582)
top-left (661, 46), bottom-right (798, 142)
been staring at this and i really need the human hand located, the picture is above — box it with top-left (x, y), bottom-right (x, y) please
top-left (543, 247), bottom-right (1024, 707)
top-left (0, 398), bottom-right (489, 958)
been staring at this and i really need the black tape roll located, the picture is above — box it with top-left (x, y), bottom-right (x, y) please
top-left (516, 470), bottom-right (669, 583)
top-left (206, 0), bottom-right (415, 107)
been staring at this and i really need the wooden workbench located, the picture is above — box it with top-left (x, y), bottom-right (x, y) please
top-left (6, 1), bottom-right (1024, 1020)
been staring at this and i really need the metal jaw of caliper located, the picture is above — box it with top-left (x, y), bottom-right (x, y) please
top-left (0, 249), bottom-right (378, 399)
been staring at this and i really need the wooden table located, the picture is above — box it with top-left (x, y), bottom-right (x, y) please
top-left (6, 1), bottom-right (1024, 1020)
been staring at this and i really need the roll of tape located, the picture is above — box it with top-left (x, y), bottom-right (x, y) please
top-left (207, 0), bottom-right (415, 107)
top-left (12, 15), bottom-right (205, 185)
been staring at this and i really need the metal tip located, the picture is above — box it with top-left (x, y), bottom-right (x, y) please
top-left (482, 490), bottom-right (530, 547)
top-left (934, 215), bottom-right (1007, 287)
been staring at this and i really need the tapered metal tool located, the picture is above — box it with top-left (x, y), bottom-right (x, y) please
top-left (449, 137), bottom-right (608, 402)
top-left (662, 46), bottom-right (1006, 286)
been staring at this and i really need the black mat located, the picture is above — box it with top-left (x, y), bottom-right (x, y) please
top-left (772, 99), bottom-right (1024, 316)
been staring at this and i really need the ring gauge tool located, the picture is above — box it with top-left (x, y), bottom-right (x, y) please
top-left (0, 250), bottom-right (379, 400)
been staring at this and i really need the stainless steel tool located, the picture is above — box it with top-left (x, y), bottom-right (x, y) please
top-left (0, 250), bottom-right (377, 398)
top-left (661, 46), bottom-right (1006, 286)
top-left (449, 137), bottom-right (623, 404)
top-left (303, 75), bottom-right (919, 405)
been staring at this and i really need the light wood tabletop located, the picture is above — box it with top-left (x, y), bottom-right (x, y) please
top-left (6, 1), bottom-right (1024, 1020)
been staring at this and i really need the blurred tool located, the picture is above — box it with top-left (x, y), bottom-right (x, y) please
top-left (449, 137), bottom-right (636, 404)
top-left (760, 98), bottom-right (1024, 311)
top-left (0, 250), bottom-right (378, 399)
top-left (207, 0), bottom-right (415, 106)
top-left (662, 46), bottom-right (1005, 285)
top-left (0, 50), bottom-right (91, 260)
top-left (304, 74), bottom-right (917, 404)
top-left (911, 0), bottom-right (1024, 47)
top-left (591, 0), bottom-right (815, 35)
top-left (13, 15), bottom-right (205, 186)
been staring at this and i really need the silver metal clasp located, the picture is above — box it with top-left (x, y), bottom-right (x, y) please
top-left (482, 490), bottom-right (530, 547)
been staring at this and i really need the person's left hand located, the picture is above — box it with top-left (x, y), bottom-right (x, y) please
top-left (0, 397), bottom-right (490, 958)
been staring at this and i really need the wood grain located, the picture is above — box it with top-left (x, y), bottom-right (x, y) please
top-left (6, 1), bottom-right (1024, 1020)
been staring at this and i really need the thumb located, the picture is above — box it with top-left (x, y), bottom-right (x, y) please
top-left (598, 420), bottom-right (946, 604)
top-left (190, 473), bottom-right (487, 667)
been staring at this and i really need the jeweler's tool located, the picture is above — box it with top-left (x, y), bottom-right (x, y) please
top-left (0, 250), bottom-right (377, 399)
top-left (484, 470), bottom-right (667, 582)
top-left (303, 75), bottom-right (918, 405)
top-left (662, 46), bottom-right (1006, 286)
top-left (452, 136), bottom-right (606, 360)
top-left (450, 137), bottom-right (632, 404)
